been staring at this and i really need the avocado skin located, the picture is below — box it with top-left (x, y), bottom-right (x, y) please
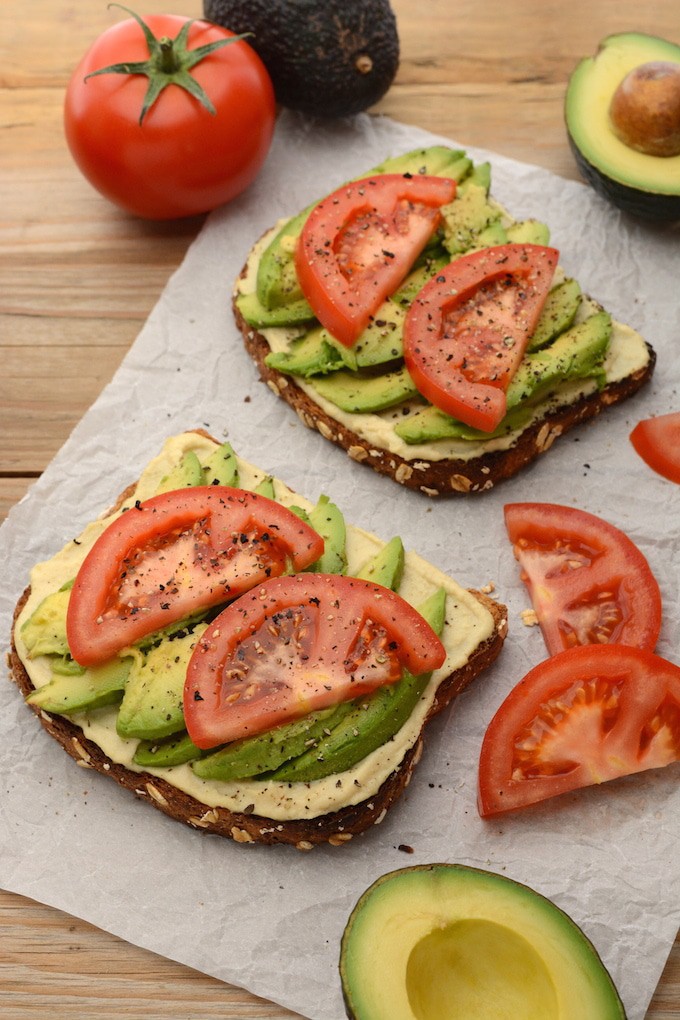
top-left (568, 136), bottom-right (680, 221)
top-left (203, 0), bottom-right (399, 118)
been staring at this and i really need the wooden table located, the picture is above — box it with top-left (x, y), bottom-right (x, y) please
top-left (2, 1), bottom-right (678, 1015)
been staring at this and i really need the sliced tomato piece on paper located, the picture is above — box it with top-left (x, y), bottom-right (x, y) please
top-left (403, 244), bottom-right (558, 432)
top-left (66, 487), bottom-right (324, 667)
top-left (630, 410), bottom-right (680, 484)
top-left (295, 173), bottom-right (457, 347)
top-left (504, 502), bottom-right (661, 655)
top-left (184, 572), bottom-right (446, 748)
top-left (478, 644), bottom-right (680, 817)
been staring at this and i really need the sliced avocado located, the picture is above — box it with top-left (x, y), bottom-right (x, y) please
top-left (355, 536), bottom-right (405, 590)
top-left (27, 656), bottom-right (131, 715)
top-left (310, 365), bottom-right (419, 414)
top-left (134, 730), bottom-right (204, 768)
top-left (506, 218), bottom-right (551, 246)
top-left (191, 701), bottom-right (355, 782)
top-left (253, 474), bottom-right (275, 499)
top-left (395, 311), bottom-right (612, 444)
top-left (156, 450), bottom-right (203, 493)
top-left (116, 626), bottom-right (207, 741)
top-left (391, 251), bottom-right (450, 306)
top-left (202, 440), bottom-right (239, 487)
top-left (441, 166), bottom-right (502, 255)
top-left (528, 278), bottom-right (582, 351)
top-left (270, 587), bottom-right (446, 782)
top-left (20, 584), bottom-right (72, 659)
top-left (265, 328), bottom-right (353, 379)
top-left (235, 289), bottom-right (315, 329)
top-left (340, 864), bottom-right (625, 1020)
top-left (306, 495), bottom-right (347, 575)
top-left (565, 32), bottom-right (680, 220)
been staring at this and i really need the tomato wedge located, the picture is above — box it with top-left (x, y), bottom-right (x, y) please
top-left (630, 410), bottom-right (680, 484)
top-left (504, 503), bottom-right (661, 655)
top-left (184, 572), bottom-right (446, 748)
top-left (403, 244), bottom-right (558, 432)
top-left (295, 174), bottom-right (457, 347)
top-left (66, 487), bottom-right (324, 667)
top-left (478, 643), bottom-right (680, 817)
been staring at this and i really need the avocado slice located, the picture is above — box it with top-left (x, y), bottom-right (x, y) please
top-left (202, 441), bottom-right (239, 487)
top-left (156, 450), bottom-right (204, 493)
top-left (310, 365), bottom-right (420, 414)
top-left (21, 584), bottom-right (72, 659)
top-left (528, 278), bottom-right (582, 351)
top-left (27, 657), bottom-right (131, 715)
top-left (340, 864), bottom-right (625, 1020)
top-left (565, 32), bottom-right (680, 220)
top-left (306, 495), bottom-right (347, 575)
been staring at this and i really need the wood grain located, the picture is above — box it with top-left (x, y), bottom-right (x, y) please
top-left (2, 0), bottom-right (678, 1015)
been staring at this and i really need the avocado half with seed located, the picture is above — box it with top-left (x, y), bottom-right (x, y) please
top-left (202, 0), bottom-right (399, 118)
top-left (339, 864), bottom-right (625, 1020)
top-left (565, 32), bottom-right (680, 221)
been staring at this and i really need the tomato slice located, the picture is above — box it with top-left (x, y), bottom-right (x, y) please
top-left (295, 174), bottom-right (457, 347)
top-left (630, 410), bottom-right (680, 484)
top-left (504, 502), bottom-right (661, 655)
top-left (478, 644), bottom-right (680, 817)
top-left (184, 572), bottom-right (446, 748)
top-left (66, 487), bottom-right (324, 667)
top-left (403, 244), bottom-right (558, 432)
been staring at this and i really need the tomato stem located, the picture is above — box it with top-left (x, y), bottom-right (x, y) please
top-left (84, 4), bottom-right (252, 124)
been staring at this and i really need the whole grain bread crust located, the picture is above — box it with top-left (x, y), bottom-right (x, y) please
top-left (235, 298), bottom-right (656, 497)
top-left (8, 442), bottom-right (508, 848)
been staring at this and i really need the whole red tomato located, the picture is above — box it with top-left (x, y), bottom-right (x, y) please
top-left (64, 10), bottom-right (276, 219)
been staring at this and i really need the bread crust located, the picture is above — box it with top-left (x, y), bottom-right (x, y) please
top-left (9, 523), bottom-right (507, 850)
top-left (236, 297), bottom-right (656, 497)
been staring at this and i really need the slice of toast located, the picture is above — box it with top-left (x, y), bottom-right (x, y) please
top-left (234, 149), bottom-right (655, 497)
top-left (9, 431), bottom-right (507, 849)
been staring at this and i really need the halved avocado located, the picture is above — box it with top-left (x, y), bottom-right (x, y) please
top-left (340, 864), bottom-right (626, 1020)
top-left (565, 32), bottom-right (680, 221)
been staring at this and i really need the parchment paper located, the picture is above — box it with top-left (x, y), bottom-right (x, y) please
top-left (1, 112), bottom-right (679, 1020)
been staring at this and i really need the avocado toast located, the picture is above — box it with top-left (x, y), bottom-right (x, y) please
top-left (234, 145), bottom-right (655, 496)
top-left (10, 430), bottom-right (507, 848)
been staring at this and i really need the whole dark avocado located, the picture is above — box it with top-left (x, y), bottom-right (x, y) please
top-left (202, 0), bottom-right (399, 118)
top-left (565, 32), bottom-right (680, 222)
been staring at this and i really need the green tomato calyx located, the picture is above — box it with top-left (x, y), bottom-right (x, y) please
top-left (85, 5), bottom-right (251, 124)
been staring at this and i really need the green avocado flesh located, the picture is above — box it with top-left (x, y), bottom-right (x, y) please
top-left (340, 865), bottom-right (626, 1020)
top-left (20, 452), bottom-right (442, 784)
top-left (565, 32), bottom-right (680, 220)
top-left (242, 144), bottom-right (622, 438)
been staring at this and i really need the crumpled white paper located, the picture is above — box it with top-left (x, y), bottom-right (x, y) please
top-left (1, 111), bottom-right (679, 1020)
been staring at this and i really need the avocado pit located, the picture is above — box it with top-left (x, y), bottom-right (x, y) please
top-left (609, 61), bottom-right (680, 157)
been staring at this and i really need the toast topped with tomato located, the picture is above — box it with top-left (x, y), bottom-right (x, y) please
top-left (10, 430), bottom-right (507, 848)
top-left (234, 146), bottom-right (655, 496)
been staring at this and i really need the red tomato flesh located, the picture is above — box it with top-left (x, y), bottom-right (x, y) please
top-left (184, 572), bottom-right (446, 748)
top-left (295, 174), bottom-right (457, 347)
top-left (478, 644), bottom-right (680, 817)
top-left (630, 410), bottom-right (680, 484)
top-left (504, 502), bottom-right (661, 655)
top-left (403, 244), bottom-right (558, 432)
top-left (66, 488), bottom-right (324, 667)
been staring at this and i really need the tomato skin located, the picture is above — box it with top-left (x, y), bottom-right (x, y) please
top-left (63, 16), bottom-right (276, 220)
top-left (184, 572), bottom-right (446, 749)
top-left (504, 502), bottom-right (662, 655)
top-left (630, 411), bottom-right (680, 484)
top-left (295, 174), bottom-right (457, 347)
top-left (478, 644), bottom-right (680, 817)
top-left (66, 487), bottom-right (324, 667)
top-left (403, 244), bottom-right (558, 432)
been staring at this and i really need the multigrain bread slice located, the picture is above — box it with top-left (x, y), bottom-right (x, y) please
top-left (237, 300), bottom-right (656, 497)
top-left (9, 587), bottom-right (506, 849)
top-left (8, 430), bottom-right (508, 849)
